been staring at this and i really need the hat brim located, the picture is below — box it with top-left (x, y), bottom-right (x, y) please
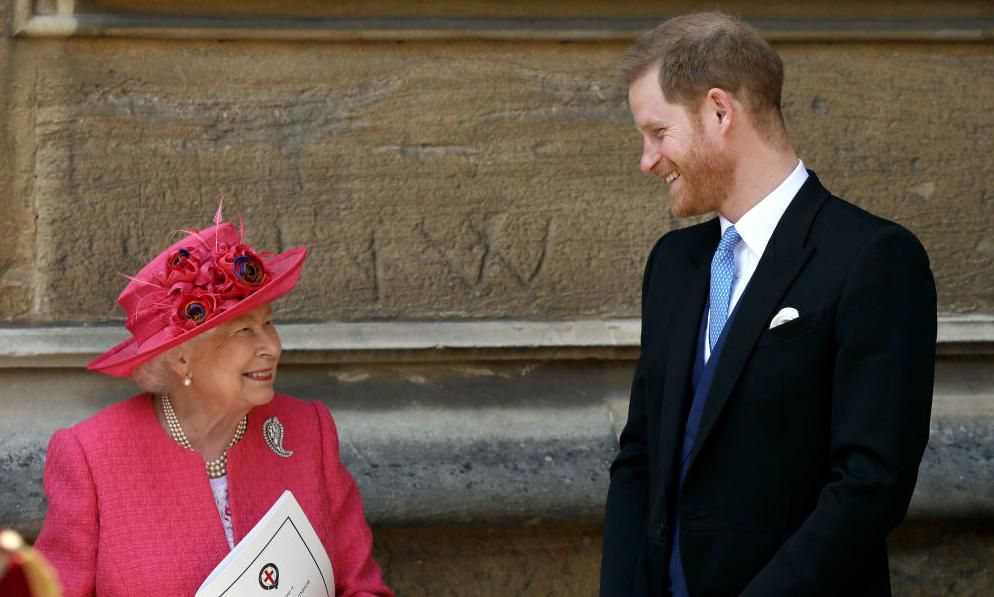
top-left (87, 246), bottom-right (307, 378)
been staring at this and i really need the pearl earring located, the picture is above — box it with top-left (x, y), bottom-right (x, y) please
top-left (183, 374), bottom-right (192, 387)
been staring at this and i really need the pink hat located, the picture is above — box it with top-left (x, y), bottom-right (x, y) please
top-left (88, 202), bottom-right (307, 378)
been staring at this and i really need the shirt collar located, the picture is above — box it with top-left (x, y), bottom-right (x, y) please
top-left (719, 160), bottom-right (808, 258)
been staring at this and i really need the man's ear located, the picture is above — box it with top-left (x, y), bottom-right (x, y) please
top-left (705, 88), bottom-right (736, 132)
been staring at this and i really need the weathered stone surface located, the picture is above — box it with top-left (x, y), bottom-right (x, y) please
top-left (21, 39), bottom-right (645, 323)
top-left (374, 524), bottom-right (603, 597)
top-left (0, 436), bottom-right (46, 539)
top-left (5, 39), bottom-right (992, 321)
top-left (908, 356), bottom-right (994, 518)
top-left (3, 356), bottom-right (993, 537)
top-left (783, 43), bottom-right (994, 314)
top-left (0, 1), bottom-right (34, 321)
top-left (912, 418), bottom-right (994, 518)
top-left (888, 520), bottom-right (994, 596)
top-left (74, 0), bottom-right (994, 20)
top-left (370, 519), bottom-right (994, 597)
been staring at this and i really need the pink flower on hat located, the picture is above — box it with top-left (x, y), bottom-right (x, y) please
top-left (232, 250), bottom-right (267, 289)
top-left (174, 289), bottom-right (219, 330)
top-left (164, 246), bottom-right (200, 281)
top-left (214, 243), bottom-right (269, 298)
top-left (162, 246), bottom-right (205, 295)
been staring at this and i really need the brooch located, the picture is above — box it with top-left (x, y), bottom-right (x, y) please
top-left (263, 416), bottom-right (294, 458)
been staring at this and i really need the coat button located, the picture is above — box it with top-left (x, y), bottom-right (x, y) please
top-left (657, 522), bottom-right (667, 538)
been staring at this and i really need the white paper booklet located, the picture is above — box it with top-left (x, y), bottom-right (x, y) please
top-left (196, 490), bottom-right (334, 597)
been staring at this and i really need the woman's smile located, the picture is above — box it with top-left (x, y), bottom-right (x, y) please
top-left (243, 368), bottom-right (274, 381)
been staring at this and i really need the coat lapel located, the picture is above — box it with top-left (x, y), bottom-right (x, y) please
top-left (657, 220), bottom-right (719, 493)
top-left (684, 173), bottom-right (830, 474)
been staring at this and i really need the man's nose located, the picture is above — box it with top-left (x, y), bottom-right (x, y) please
top-left (640, 139), bottom-right (660, 174)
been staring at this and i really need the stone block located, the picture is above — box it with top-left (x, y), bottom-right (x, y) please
top-left (370, 520), bottom-right (994, 596)
top-left (3, 357), bottom-right (994, 534)
top-left (374, 524), bottom-right (602, 597)
top-left (6, 40), bottom-right (992, 321)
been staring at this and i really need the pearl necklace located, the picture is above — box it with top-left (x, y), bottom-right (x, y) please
top-left (160, 393), bottom-right (247, 479)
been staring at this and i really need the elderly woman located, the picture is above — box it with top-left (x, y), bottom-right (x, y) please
top-left (34, 205), bottom-right (392, 597)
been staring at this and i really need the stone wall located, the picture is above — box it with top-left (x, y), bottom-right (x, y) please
top-left (2, 32), bottom-right (993, 322)
top-left (372, 520), bottom-right (994, 596)
top-left (2, 1), bottom-right (993, 594)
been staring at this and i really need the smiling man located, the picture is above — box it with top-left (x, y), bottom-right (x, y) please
top-left (600, 12), bottom-right (938, 597)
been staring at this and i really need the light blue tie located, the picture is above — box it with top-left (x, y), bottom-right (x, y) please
top-left (709, 225), bottom-right (741, 351)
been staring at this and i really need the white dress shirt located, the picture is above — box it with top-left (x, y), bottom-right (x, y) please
top-left (705, 160), bottom-right (809, 362)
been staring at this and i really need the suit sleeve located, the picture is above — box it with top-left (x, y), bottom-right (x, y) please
top-left (741, 225), bottom-right (937, 595)
top-left (600, 239), bottom-right (662, 597)
top-left (33, 429), bottom-right (99, 597)
top-left (315, 403), bottom-right (394, 597)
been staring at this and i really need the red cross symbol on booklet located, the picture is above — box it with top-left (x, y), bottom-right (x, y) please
top-left (259, 563), bottom-right (279, 590)
top-left (195, 491), bottom-right (334, 596)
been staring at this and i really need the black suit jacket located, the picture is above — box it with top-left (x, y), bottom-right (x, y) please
top-left (600, 173), bottom-right (937, 596)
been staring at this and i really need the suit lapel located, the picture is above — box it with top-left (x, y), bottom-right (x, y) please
top-left (684, 173), bottom-right (830, 474)
top-left (657, 219), bottom-right (718, 492)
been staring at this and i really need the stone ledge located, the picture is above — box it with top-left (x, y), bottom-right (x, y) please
top-left (0, 315), bottom-right (990, 367)
top-left (2, 406), bottom-right (991, 533)
top-left (1, 359), bottom-right (992, 532)
top-left (13, 12), bottom-right (994, 43)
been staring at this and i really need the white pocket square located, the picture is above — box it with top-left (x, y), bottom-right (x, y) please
top-left (769, 307), bottom-right (799, 329)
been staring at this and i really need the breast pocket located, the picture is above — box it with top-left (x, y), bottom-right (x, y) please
top-left (753, 309), bottom-right (831, 352)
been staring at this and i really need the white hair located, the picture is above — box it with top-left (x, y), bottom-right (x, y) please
top-left (129, 329), bottom-right (215, 393)
top-left (130, 346), bottom-right (183, 394)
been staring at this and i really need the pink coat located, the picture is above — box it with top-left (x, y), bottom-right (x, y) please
top-left (35, 393), bottom-right (392, 597)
